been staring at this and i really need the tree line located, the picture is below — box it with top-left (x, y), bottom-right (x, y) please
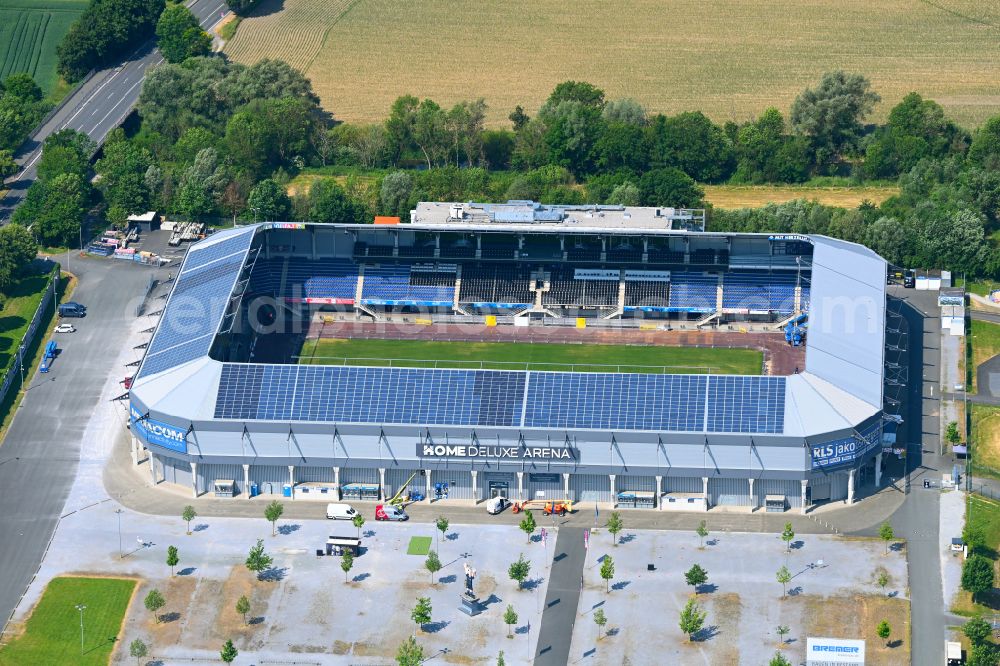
top-left (17, 41), bottom-right (1000, 277)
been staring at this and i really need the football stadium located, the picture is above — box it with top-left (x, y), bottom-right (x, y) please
top-left (127, 201), bottom-right (893, 513)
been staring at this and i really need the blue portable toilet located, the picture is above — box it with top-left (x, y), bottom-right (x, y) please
top-left (250, 482), bottom-right (259, 497)
top-left (282, 484), bottom-right (292, 497)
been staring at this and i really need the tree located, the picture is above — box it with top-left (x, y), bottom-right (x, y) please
top-left (509, 105), bottom-right (530, 131)
top-left (961, 555), bottom-right (996, 602)
top-left (264, 500), bottom-right (284, 536)
top-left (235, 594), bottom-right (250, 625)
top-left (0, 150), bottom-right (17, 178)
top-left (425, 550), bottom-right (441, 585)
top-left (781, 522), bottom-right (795, 552)
top-left (96, 137), bottom-right (154, 219)
top-left (876, 569), bottom-right (890, 596)
top-left (396, 635), bottom-right (424, 666)
top-left (776, 624), bottom-right (790, 645)
top-left (600, 555), bottom-right (615, 593)
top-left (606, 181), bottom-right (640, 206)
top-left (31, 172), bottom-right (88, 247)
top-left (685, 564), bottom-right (708, 593)
top-left (57, 0), bottom-right (166, 81)
top-left (879, 522), bottom-right (894, 554)
top-left (156, 4), bottom-right (211, 64)
top-left (790, 71), bottom-right (880, 165)
top-left (175, 148), bottom-right (228, 220)
top-left (547, 81), bottom-right (606, 110)
top-left (539, 100), bottom-right (603, 175)
top-left (129, 637), bottom-right (147, 665)
top-left (144, 588), bottom-right (165, 623)
top-left (678, 598), bottom-right (706, 642)
top-left (603, 98), bottom-right (646, 125)
top-left (308, 179), bottom-right (365, 224)
top-left (519, 511), bottom-right (536, 543)
top-left (969, 115), bottom-right (1000, 169)
top-left (220, 638), bottom-right (238, 664)
top-left (696, 521), bottom-right (709, 549)
top-left (646, 111), bottom-right (735, 182)
top-left (637, 167), bottom-right (704, 208)
top-left (963, 524), bottom-right (987, 555)
top-left (769, 652), bottom-right (792, 666)
top-left (508, 553), bottom-right (531, 590)
top-left (380, 171), bottom-right (414, 219)
top-left (964, 617), bottom-right (992, 646)
top-left (247, 179), bottom-right (291, 221)
top-left (503, 604), bottom-right (518, 638)
top-left (776, 565), bottom-right (791, 598)
top-left (0, 224), bottom-right (38, 293)
top-left (341, 549), bottom-right (354, 583)
top-left (876, 619), bottom-right (891, 647)
top-left (593, 608), bottom-right (607, 639)
top-left (969, 642), bottom-right (1000, 666)
top-left (182, 506), bottom-right (197, 534)
top-left (496, 650), bottom-right (505, 666)
top-left (435, 516), bottom-right (449, 553)
top-left (605, 511), bottom-right (623, 546)
top-left (352, 513), bottom-right (365, 539)
top-left (166, 545), bottom-right (179, 576)
top-left (245, 539), bottom-right (273, 579)
top-left (411, 597), bottom-right (432, 632)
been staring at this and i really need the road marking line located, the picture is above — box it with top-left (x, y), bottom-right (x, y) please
top-left (92, 77), bottom-right (145, 130)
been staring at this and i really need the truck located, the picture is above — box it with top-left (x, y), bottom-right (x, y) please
top-left (58, 302), bottom-right (86, 318)
top-left (39, 340), bottom-right (58, 373)
top-left (946, 640), bottom-right (963, 665)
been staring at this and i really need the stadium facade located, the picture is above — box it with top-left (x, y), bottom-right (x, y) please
top-left (128, 202), bottom-right (890, 513)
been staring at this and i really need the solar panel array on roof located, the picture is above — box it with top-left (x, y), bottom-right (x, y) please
top-left (706, 376), bottom-right (785, 433)
top-left (214, 365), bottom-right (525, 426)
top-left (524, 373), bottom-right (707, 430)
top-left (181, 232), bottom-right (254, 275)
top-left (213, 365), bottom-right (786, 434)
top-left (138, 252), bottom-right (249, 378)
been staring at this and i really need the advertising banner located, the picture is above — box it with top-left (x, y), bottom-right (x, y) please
top-left (806, 637), bottom-right (865, 665)
top-left (130, 403), bottom-right (188, 454)
top-left (417, 444), bottom-right (577, 461)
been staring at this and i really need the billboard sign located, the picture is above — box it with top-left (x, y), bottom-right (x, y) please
top-left (130, 403), bottom-right (188, 454)
top-left (806, 637), bottom-right (865, 665)
top-left (417, 444), bottom-right (577, 461)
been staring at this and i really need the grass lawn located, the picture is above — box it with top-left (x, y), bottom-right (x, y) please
top-left (406, 536), bottom-right (432, 556)
top-left (0, 0), bottom-right (88, 99)
top-left (972, 405), bottom-right (1000, 477)
top-left (0, 576), bottom-right (136, 666)
top-left (298, 338), bottom-right (762, 374)
top-left (703, 184), bottom-right (899, 210)
top-left (970, 320), bottom-right (1000, 392)
top-left (953, 495), bottom-right (1000, 615)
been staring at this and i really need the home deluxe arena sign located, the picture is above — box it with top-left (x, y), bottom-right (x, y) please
top-left (417, 444), bottom-right (578, 461)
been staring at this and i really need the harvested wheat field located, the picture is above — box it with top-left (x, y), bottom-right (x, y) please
top-left (225, 0), bottom-right (1000, 128)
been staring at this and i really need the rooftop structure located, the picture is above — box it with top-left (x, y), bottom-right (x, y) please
top-left (411, 201), bottom-right (706, 232)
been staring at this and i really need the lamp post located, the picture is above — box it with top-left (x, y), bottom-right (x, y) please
top-left (75, 603), bottom-right (86, 653)
top-left (115, 508), bottom-right (124, 559)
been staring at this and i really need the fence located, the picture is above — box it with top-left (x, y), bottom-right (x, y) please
top-left (970, 481), bottom-right (1000, 502)
top-left (0, 265), bottom-right (59, 411)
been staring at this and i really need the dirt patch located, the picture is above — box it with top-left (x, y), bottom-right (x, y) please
top-left (209, 566), bottom-right (271, 645)
top-left (704, 592), bottom-right (741, 663)
top-left (142, 575), bottom-right (196, 645)
top-left (803, 594), bottom-right (910, 666)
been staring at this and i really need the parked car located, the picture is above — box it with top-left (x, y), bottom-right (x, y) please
top-left (486, 496), bottom-right (511, 515)
top-left (54, 323), bottom-right (76, 333)
top-left (375, 504), bottom-right (408, 521)
top-left (326, 503), bottom-right (358, 520)
top-left (58, 302), bottom-right (86, 318)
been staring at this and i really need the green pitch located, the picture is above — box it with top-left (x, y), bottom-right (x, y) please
top-left (0, 576), bottom-right (136, 666)
top-left (299, 338), bottom-right (762, 375)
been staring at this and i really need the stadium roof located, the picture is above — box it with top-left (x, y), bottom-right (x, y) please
top-left (131, 223), bottom-right (885, 441)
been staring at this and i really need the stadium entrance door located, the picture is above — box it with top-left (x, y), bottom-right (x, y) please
top-left (488, 481), bottom-right (509, 498)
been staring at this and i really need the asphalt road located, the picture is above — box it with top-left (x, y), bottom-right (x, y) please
top-left (0, 0), bottom-right (230, 221)
top-left (534, 527), bottom-right (585, 665)
top-left (0, 255), bottom-right (160, 633)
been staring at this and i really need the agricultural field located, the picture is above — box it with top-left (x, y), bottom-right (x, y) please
top-left (298, 337), bottom-right (763, 374)
top-left (225, 0), bottom-right (1000, 128)
top-left (703, 184), bottom-right (899, 210)
top-left (0, 0), bottom-right (86, 98)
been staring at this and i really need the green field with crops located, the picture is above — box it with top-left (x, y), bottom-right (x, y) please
top-left (299, 338), bottom-right (763, 375)
top-left (0, 0), bottom-right (87, 97)
top-left (226, 0), bottom-right (1000, 128)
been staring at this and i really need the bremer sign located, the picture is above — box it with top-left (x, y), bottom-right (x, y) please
top-left (806, 637), bottom-right (865, 665)
top-left (417, 444), bottom-right (577, 461)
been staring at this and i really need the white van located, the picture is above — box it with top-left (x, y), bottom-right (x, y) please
top-left (486, 496), bottom-right (511, 515)
top-left (326, 503), bottom-right (358, 520)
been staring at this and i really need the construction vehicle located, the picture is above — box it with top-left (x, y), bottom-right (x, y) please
top-left (511, 499), bottom-right (573, 516)
top-left (387, 471), bottom-right (423, 506)
top-left (783, 313), bottom-right (808, 347)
